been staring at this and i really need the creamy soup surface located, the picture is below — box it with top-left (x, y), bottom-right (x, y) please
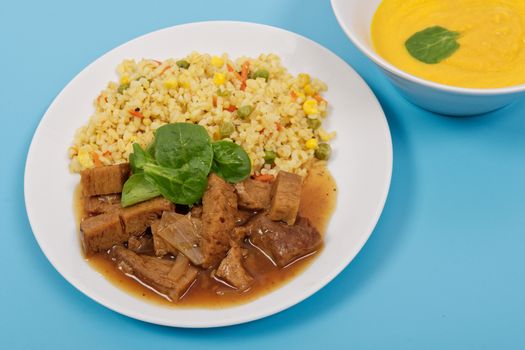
top-left (372, 0), bottom-right (525, 88)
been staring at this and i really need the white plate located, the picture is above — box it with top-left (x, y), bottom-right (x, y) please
top-left (24, 21), bottom-right (392, 328)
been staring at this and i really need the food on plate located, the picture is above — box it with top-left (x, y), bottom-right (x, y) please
top-left (77, 147), bottom-right (334, 305)
top-left (371, 0), bottom-right (525, 88)
top-left (72, 53), bottom-right (337, 306)
top-left (69, 52), bottom-right (335, 177)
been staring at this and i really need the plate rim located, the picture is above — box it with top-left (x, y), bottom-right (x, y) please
top-left (24, 20), bottom-right (393, 328)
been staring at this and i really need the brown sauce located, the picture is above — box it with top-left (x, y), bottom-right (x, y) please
top-left (74, 162), bottom-right (337, 308)
top-left (299, 162), bottom-right (337, 236)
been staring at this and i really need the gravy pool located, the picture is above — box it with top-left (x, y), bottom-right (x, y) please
top-left (75, 162), bottom-right (336, 307)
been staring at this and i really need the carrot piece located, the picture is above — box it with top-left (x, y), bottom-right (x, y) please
top-left (92, 152), bottom-right (102, 167)
top-left (212, 95), bottom-right (217, 107)
top-left (313, 94), bottom-right (325, 103)
top-left (227, 63), bottom-right (242, 80)
top-left (225, 105), bottom-right (237, 112)
top-left (290, 90), bottom-right (298, 101)
top-left (159, 65), bottom-right (172, 75)
top-left (103, 151), bottom-right (111, 157)
top-left (275, 122), bottom-right (282, 131)
top-left (129, 109), bottom-right (145, 118)
top-left (253, 174), bottom-right (274, 182)
top-left (240, 61), bottom-right (249, 91)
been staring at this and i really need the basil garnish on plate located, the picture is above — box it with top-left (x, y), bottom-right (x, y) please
top-left (211, 140), bottom-right (251, 183)
top-left (121, 173), bottom-right (161, 207)
top-left (121, 122), bottom-right (251, 207)
top-left (405, 26), bottom-right (460, 64)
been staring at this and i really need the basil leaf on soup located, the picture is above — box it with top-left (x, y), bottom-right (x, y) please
top-left (129, 143), bottom-right (156, 174)
top-left (154, 123), bottom-right (213, 174)
top-left (405, 26), bottom-right (460, 64)
top-left (121, 173), bottom-right (161, 207)
top-left (211, 140), bottom-right (251, 183)
top-left (144, 163), bottom-right (208, 205)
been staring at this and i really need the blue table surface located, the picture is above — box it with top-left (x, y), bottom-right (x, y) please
top-left (2, 0), bottom-right (524, 348)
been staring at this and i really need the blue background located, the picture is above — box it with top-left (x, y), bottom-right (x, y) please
top-left (2, 0), bottom-right (524, 348)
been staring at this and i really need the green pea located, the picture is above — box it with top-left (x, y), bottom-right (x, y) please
top-left (176, 60), bottom-right (190, 69)
top-left (307, 118), bottom-right (321, 130)
top-left (314, 143), bottom-right (331, 160)
top-left (219, 121), bottom-right (235, 138)
top-left (237, 105), bottom-right (254, 119)
top-left (264, 150), bottom-right (277, 164)
top-left (217, 88), bottom-right (231, 97)
top-left (252, 69), bottom-right (269, 81)
top-left (117, 83), bottom-right (130, 94)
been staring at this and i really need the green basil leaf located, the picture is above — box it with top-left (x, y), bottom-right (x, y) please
top-left (144, 163), bottom-right (208, 205)
top-left (145, 141), bottom-right (156, 159)
top-left (405, 26), bottom-right (460, 64)
top-left (211, 140), bottom-right (251, 183)
top-left (154, 123), bottom-right (213, 174)
top-left (129, 143), bottom-right (156, 174)
top-left (121, 173), bottom-right (161, 207)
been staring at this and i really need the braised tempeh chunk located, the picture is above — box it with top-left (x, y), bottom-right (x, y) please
top-left (80, 197), bottom-right (174, 256)
top-left (83, 194), bottom-right (121, 216)
top-left (267, 171), bottom-right (302, 225)
top-left (234, 178), bottom-right (272, 210)
top-left (243, 214), bottom-right (321, 267)
top-left (201, 174), bottom-right (238, 267)
top-left (120, 197), bottom-right (174, 236)
top-left (215, 241), bottom-right (253, 290)
top-left (80, 212), bottom-right (127, 256)
top-left (81, 163), bottom-right (130, 197)
top-left (111, 246), bottom-right (197, 300)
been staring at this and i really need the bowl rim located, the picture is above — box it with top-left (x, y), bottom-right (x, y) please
top-left (330, 0), bottom-right (525, 96)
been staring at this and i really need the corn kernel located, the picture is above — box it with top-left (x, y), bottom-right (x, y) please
top-left (77, 149), bottom-right (94, 168)
top-left (163, 78), bottom-right (178, 89)
top-left (318, 128), bottom-right (336, 141)
top-left (298, 73), bottom-right (311, 87)
top-left (213, 72), bottom-right (226, 85)
top-left (318, 129), bottom-right (329, 142)
top-left (305, 138), bottom-right (318, 150)
top-left (303, 99), bottom-right (319, 115)
top-left (120, 75), bottom-right (130, 85)
top-left (304, 84), bottom-right (317, 96)
top-left (211, 56), bottom-right (224, 68)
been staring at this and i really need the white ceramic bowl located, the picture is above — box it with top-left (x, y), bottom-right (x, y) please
top-left (331, 0), bottom-right (525, 116)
